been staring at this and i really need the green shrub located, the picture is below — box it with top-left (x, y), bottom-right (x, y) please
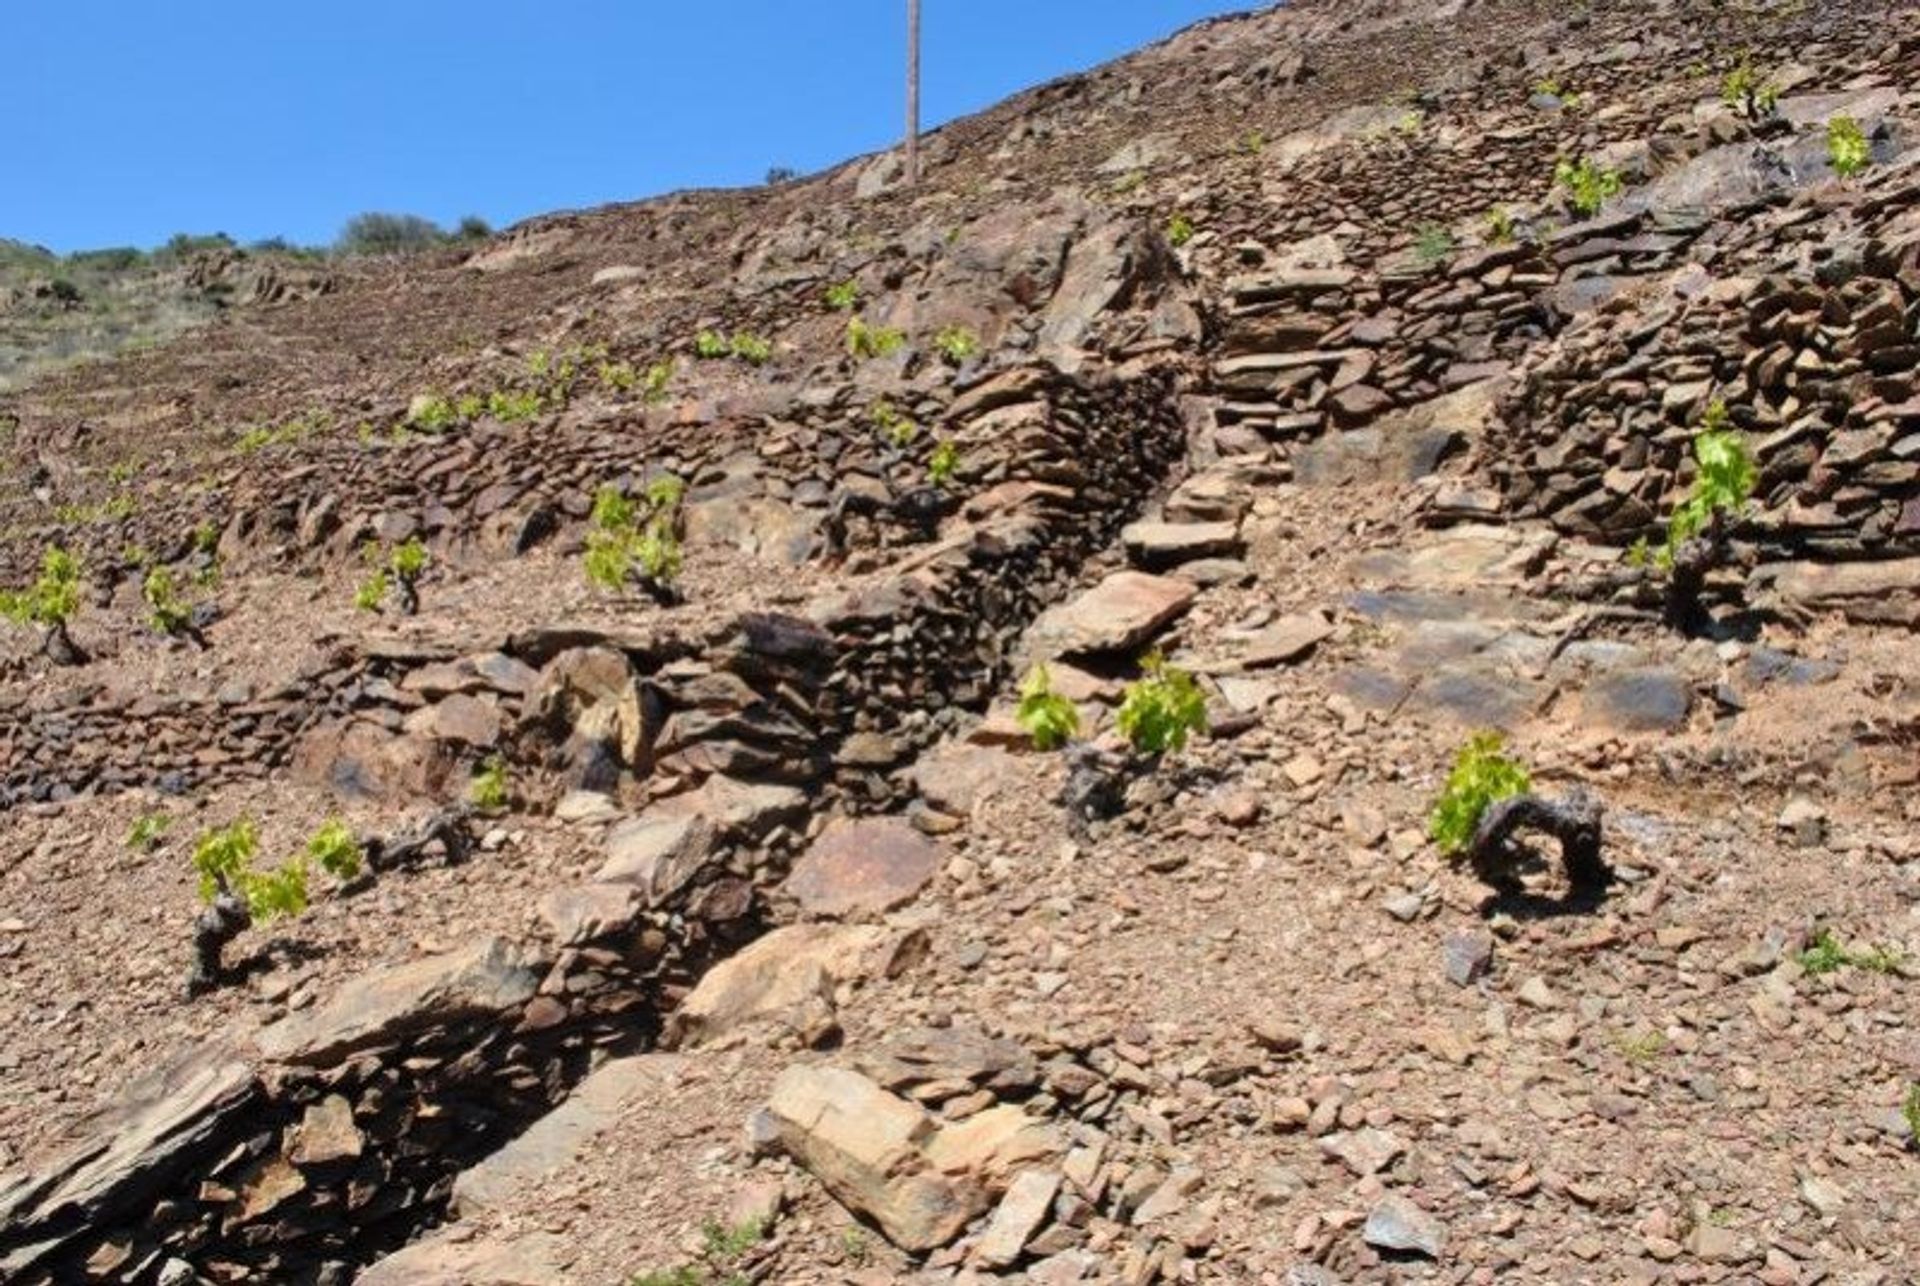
top-left (1904, 1084), bottom-right (1920, 1146)
top-left (729, 332), bottom-right (773, 365)
top-left (1016, 664), bottom-right (1080, 751)
top-left (336, 212), bottom-right (448, 257)
top-left (1720, 57), bottom-right (1778, 119)
top-left (584, 478), bottom-right (684, 593)
top-left (142, 567), bottom-right (192, 635)
top-left (470, 755), bottom-right (510, 811)
top-left (486, 388), bottom-right (544, 422)
top-left (934, 326), bottom-right (979, 363)
top-left (0, 547), bottom-right (82, 631)
top-left (409, 395), bottom-right (459, 432)
top-left (192, 819), bottom-right (308, 922)
top-left (456, 215), bottom-right (493, 240)
top-left (928, 438), bottom-right (960, 488)
top-left (700, 1216), bottom-right (766, 1259)
top-left (598, 360), bottom-right (638, 393)
top-left (1797, 928), bottom-right (1900, 976)
top-left (825, 280), bottom-right (860, 311)
top-left (1827, 115), bottom-right (1869, 177)
top-left (1428, 731), bottom-right (1530, 856)
top-left (1554, 156), bottom-right (1623, 218)
top-left (1485, 207), bottom-right (1516, 245)
top-left (846, 316), bottom-right (906, 360)
top-left (1414, 224), bottom-right (1455, 265)
top-left (1166, 214), bottom-right (1195, 248)
top-left (693, 330), bottom-right (731, 359)
top-left (307, 819), bottom-right (364, 882)
top-left (1653, 406), bottom-right (1756, 567)
top-left (128, 812), bottom-right (172, 852)
top-left (870, 399), bottom-right (918, 448)
top-left (354, 538), bottom-right (429, 613)
top-left (642, 359), bottom-right (675, 403)
top-left (1116, 652), bottom-right (1208, 755)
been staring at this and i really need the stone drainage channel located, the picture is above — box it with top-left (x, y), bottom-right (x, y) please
top-left (0, 361), bottom-right (1192, 1285)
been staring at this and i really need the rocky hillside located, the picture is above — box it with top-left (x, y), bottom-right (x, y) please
top-left (1, 1), bottom-right (1917, 1283)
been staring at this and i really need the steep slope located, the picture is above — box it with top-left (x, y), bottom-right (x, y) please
top-left (1, 1), bottom-right (1917, 1284)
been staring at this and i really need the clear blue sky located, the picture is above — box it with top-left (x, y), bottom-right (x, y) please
top-left (9, 1), bottom-right (1250, 255)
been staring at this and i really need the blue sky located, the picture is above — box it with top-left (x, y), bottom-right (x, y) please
top-left (9, 2), bottom-right (1250, 254)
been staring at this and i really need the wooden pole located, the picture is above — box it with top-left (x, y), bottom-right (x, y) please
top-left (906, 0), bottom-right (921, 186)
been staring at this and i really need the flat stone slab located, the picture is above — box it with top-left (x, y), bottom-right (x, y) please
top-left (673, 924), bottom-right (896, 1045)
top-left (1238, 612), bottom-right (1335, 668)
top-left (1122, 521), bottom-right (1244, 571)
top-left (455, 1055), bottom-right (686, 1216)
top-left (786, 818), bottom-right (945, 920)
top-left (656, 774), bottom-right (808, 839)
top-left (595, 812), bottom-right (720, 906)
top-left (1580, 668), bottom-right (1692, 733)
top-left (254, 937), bottom-right (541, 1067)
top-left (357, 1232), bottom-right (567, 1286)
top-left (0, 1044), bottom-right (260, 1279)
top-left (1026, 571), bottom-right (1197, 658)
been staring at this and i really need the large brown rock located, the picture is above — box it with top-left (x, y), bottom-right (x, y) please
top-left (595, 812), bottom-right (721, 906)
top-left (671, 924), bottom-right (900, 1046)
top-left (357, 1233), bottom-right (567, 1286)
top-left (786, 818), bottom-right (944, 920)
top-left (254, 938), bottom-right (541, 1067)
top-left (1025, 571), bottom-right (1197, 659)
top-left (766, 1066), bottom-right (988, 1252)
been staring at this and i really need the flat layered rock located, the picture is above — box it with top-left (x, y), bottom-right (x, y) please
top-left (672, 924), bottom-right (898, 1046)
top-left (595, 812), bottom-right (720, 905)
top-left (0, 1045), bottom-right (260, 1279)
top-left (767, 1065), bottom-right (987, 1253)
top-left (357, 1232), bottom-right (568, 1286)
top-left (455, 1055), bottom-right (686, 1216)
top-left (786, 818), bottom-right (945, 920)
top-left (1122, 521), bottom-right (1244, 571)
top-left (1026, 571), bottom-right (1197, 659)
top-left (254, 937), bottom-right (541, 1067)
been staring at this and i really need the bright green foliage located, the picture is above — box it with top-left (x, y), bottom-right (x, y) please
top-left (1116, 652), bottom-right (1208, 756)
top-left (598, 360), bottom-right (638, 393)
top-left (0, 547), bottom-right (82, 628)
top-left (928, 438), bottom-right (960, 488)
top-left (1555, 156), bottom-right (1624, 218)
top-left (934, 326), bottom-right (980, 363)
top-left (354, 567), bottom-right (390, 612)
top-left (1720, 57), bottom-right (1779, 119)
top-left (1414, 225), bottom-right (1455, 265)
top-left (470, 756), bottom-right (510, 811)
top-left (487, 389), bottom-right (544, 422)
top-left (307, 819), bottom-right (364, 882)
top-left (871, 399), bottom-right (918, 448)
top-left (1797, 928), bottom-right (1901, 976)
top-left (1903, 1084), bottom-right (1920, 1145)
top-left (730, 332), bottom-right (774, 365)
top-left (1016, 664), bottom-right (1080, 752)
top-left (1427, 731), bottom-right (1532, 856)
top-left (390, 537), bottom-right (429, 581)
top-left (192, 818), bottom-right (311, 923)
top-left (825, 280), bottom-right (860, 311)
top-left (584, 479), bottom-right (683, 592)
top-left (128, 812), bottom-right (171, 852)
top-left (1166, 214), bottom-right (1195, 248)
top-left (1532, 78), bottom-right (1564, 98)
top-left (693, 330), bottom-right (730, 359)
top-left (192, 522), bottom-right (220, 555)
top-left (847, 317), bottom-right (906, 360)
top-left (700, 1216), bottom-right (766, 1260)
top-left (1827, 115), bottom-right (1869, 178)
top-left (1485, 207), bottom-right (1516, 245)
top-left (142, 567), bottom-right (192, 635)
top-left (1657, 411), bottom-right (1756, 566)
top-left (1241, 129), bottom-right (1266, 155)
top-left (641, 360), bottom-right (674, 403)
top-left (455, 393), bottom-right (486, 421)
top-left (410, 396), bottom-right (459, 432)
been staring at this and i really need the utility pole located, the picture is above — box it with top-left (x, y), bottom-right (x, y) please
top-left (905, 0), bottom-right (921, 186)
